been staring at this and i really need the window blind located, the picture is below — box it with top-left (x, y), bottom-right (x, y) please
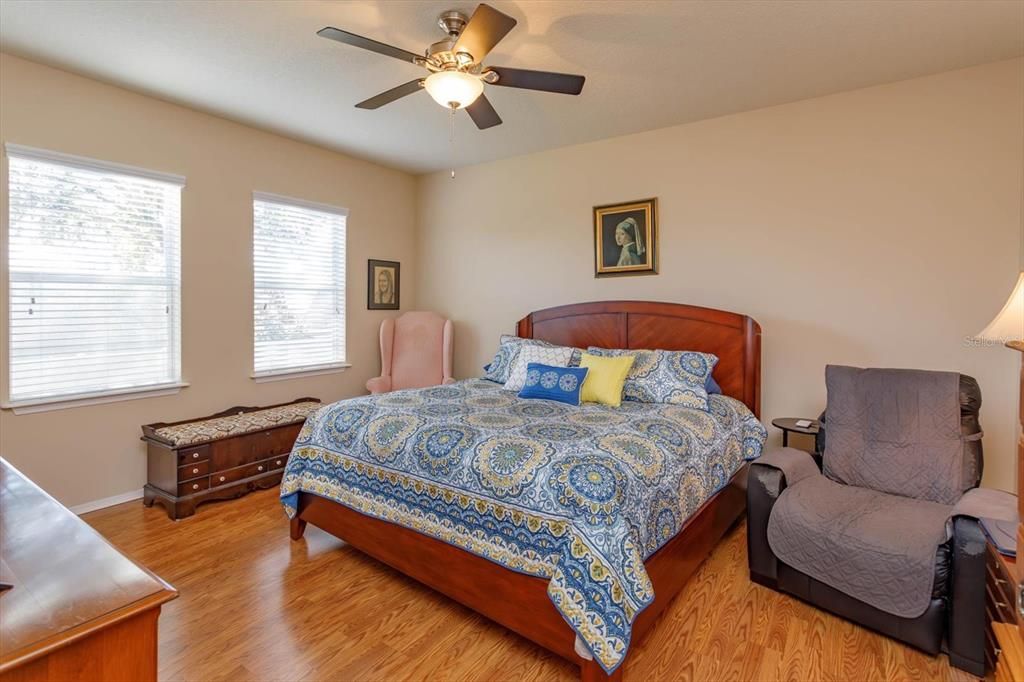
top-left (6, 145), bottom-right (183, 405)
top-left (252, 193), bottom-right (347, 376)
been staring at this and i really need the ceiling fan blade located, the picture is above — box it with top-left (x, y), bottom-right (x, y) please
top-left (465, 94), bottom-right (502, 129)
top-left (487, 67), bottom-right (585, 95)
top-left (317, 27), bottom-right (421, 64)
top-left (355, 80), bottom-right (424, 109)
top-left (453, 4), bottom-right (517, 63)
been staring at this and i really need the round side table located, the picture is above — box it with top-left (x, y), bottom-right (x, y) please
top-left (771, 418), bottom-right (823, 469)
top-left (771, 417), bottom-right (820, 449)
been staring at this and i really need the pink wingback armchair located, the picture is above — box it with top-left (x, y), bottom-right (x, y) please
top-left (366, 311), bottom-right (455, 394)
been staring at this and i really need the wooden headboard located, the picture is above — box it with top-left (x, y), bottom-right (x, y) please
top-left (516, 300), bottom-right (761, 417)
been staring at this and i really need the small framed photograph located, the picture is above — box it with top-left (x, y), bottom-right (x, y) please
top-left (367, 259), bottom-right (400, 310)
top-left (593, 198), bottom-right (658, 277)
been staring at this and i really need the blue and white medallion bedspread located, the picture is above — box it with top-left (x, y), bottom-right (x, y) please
top-left (280, 379), bottom-right (766, 673)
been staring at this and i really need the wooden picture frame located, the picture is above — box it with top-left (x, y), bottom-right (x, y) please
top-left (593, 198), bottom-right (658, 277)
top-left (367, 259), bottom-right (399, 310)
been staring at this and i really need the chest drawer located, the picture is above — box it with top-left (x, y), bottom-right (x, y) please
top-left (178, 477), bottom-right (209, 497)
top-left (178, 460), bottom-right (210, 482)
top-left (211, 460), bottom-right (275, 487)
top-left (177, 444), bottom-right (210, 466)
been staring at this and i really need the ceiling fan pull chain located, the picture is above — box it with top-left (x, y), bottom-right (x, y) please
top-left (449, 103), bottom-right (457, 179)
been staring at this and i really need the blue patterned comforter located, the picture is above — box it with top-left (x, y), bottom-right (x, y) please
top-left (280, 379), bottom-right (765, 673)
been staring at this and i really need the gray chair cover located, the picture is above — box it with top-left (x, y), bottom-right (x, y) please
top-left (766, 365), bottom-right (982, 618)
top-left (823, 366), bottom-right (971, 505)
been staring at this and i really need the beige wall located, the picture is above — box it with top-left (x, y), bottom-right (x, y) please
top-left (417, 58), bottom-right (1024, 491)
top-left (1, 54), bottom-right (1019, 506)
top-left (0, 54), bottom-right (417, 507)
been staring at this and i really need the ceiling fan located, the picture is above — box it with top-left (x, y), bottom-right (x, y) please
top-left (317, 3), bottom-right (586, 130)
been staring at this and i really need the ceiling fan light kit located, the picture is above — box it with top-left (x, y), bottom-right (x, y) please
top-left (423, 70), bottom-right (483, 109)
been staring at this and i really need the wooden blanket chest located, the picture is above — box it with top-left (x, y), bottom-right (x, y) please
top-left (141, 397), bottom-right (321, 519)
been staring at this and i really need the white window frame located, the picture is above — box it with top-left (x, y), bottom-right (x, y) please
top-left (2, 143), bottom-right (188, 414)
top-left (251, 191), bottom-right (350, 381)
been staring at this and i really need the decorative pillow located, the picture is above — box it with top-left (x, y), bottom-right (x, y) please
top-left (587, 346), bottom-right (719, 411)
top-left (503, 344), bottom-right (574, 391)
top-left (482, 335), bottom-right (523, 383)
top-left (707, 374), bottom-right (722, 395)
top-left (483, 335), bottom-right (582, 383)
top-left (579, 353), bottom-right (636, 407)
top-left (518, 363), bottom-right (589, 406)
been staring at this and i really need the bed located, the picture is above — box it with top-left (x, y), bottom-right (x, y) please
top-left (281, 301), bottom-right (763, 681)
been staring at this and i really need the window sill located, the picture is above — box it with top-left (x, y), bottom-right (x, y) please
top-left (251, 364), bottom-right (351, 383)
top-left (2, 382), bottom-right (190, 415)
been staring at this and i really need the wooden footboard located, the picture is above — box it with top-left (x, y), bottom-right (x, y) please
top-left (289, 464), bottom-right (748, 680)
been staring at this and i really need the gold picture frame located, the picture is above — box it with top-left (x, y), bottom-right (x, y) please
top-left (593, 198), bottom-right (658, 277)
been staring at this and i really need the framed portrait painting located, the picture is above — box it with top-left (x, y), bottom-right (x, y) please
top-left (593, 198), bottom-right (658, 277)
top-left (367, 259), bottom-right (400, 310)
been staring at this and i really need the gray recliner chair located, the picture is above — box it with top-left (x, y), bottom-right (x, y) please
top-left (747, 365), bottom-right (1017, 675)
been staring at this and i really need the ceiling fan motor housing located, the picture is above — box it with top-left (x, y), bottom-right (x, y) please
top-left (437, 10), bottom-right (468, 37)
top-left (430, 10), bottom-right (473, 68)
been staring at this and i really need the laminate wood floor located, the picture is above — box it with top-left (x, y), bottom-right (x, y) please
top-left (84, 489), bottom-right (975, 682)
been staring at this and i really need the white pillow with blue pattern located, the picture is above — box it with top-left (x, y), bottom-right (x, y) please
top-left (586, 346), bottom-right (719, 411)
top-left (504, 344), bottom-right (574, 391)
top-left (483, 335), bottom-right (582, 384)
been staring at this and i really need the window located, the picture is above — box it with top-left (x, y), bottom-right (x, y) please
top-left (5, 144), bottom-right (184, 408)
top-left (252, 192), bottom-right (347, 378)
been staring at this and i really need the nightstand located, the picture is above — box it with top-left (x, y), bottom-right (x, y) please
top-left (988, 540), bottom-right (1023, 679)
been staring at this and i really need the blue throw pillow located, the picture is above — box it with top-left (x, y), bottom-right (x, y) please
top-left (706, 374), bottom-right (722, 395)
top-left (518, 363), bottom-right (589, 406)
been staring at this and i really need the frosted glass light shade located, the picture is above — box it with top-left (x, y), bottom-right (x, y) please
top-left (424, 71), bottom-right (483, 109)
top-left (977, 272), bottom-right (1024, 349)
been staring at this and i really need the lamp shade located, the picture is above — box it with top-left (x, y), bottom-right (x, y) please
top-left (977, 272), bottom-right (1024, 349)
top-left (423, 71), bottom-right (483, 109)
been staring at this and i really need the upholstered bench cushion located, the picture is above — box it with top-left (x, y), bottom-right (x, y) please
top-left (153, 401), bottom-right (322, 447)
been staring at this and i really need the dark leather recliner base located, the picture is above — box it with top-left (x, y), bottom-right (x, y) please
top-left (748, 462), bottom-right (986, 677)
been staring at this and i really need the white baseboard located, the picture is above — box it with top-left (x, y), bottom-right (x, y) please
top-left (70, 488), bottom-right (144, 515)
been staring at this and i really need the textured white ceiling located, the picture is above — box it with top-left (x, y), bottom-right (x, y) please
top-left (1, 1), bottom-right (1022, 174)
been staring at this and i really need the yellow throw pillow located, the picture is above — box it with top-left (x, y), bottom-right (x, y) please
top-left (579, 353), bottom-right (636, 407)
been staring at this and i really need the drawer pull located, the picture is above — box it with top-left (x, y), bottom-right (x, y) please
top-left (276, 460), bottom-right (282, 466)
top-left (996, 600), bottom-right (1009, 609)
top-left (257, 465), bottom-right (264, 472)
top-left (192, 452), bottom-right (200, 459)
top-left (219, 476), bottom-right (226, 483)
top-left (192, 483), bottom-right (199, 490)
top-left (192, 467), bottom-right (199, 474)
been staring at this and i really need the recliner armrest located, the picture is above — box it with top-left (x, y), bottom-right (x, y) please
top-left (747, 462), bottom-right (785, 587)
top-left (951, 487), bottom-right (1018, 524)
top-left (945, 487), bottom-right (1015, 676)
top-left (754, 446), bottom-right (821, 487)
top-left (947, 516), bottom-right (987, 676)
top-left (747, 448), bottom-right (820, 588)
